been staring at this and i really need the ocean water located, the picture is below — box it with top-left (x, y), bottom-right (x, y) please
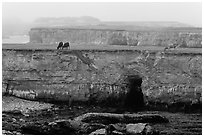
top-left (2, 35), bottom-right (29, 43)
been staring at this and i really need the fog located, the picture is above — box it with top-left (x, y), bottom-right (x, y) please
top-left (2, 2), bottom-right (202, 37)
top-left (3, 2), bottom-right (202, 26)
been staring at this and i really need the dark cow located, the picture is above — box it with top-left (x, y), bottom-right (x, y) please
top-left (57, 42), bottom-right (63, 49)
top-left (62, 42), bottom-right (70, 49)
top-left (164, 43), bottom-right (179, 51)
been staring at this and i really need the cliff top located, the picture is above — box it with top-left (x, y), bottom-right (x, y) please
top-left (2, 43), bottom-right (202, 55)
top-left (30, 26), bottom-right (202, 33)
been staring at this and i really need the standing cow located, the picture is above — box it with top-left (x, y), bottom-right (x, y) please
top-left (62, 42), bottom-right (70, 49)
top-left (57, 42), bottom-right (63, 49)
top-left (164, 43), bottom-right (179, 51)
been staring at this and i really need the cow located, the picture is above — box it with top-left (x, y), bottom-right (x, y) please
top-left (62, 42), bottom-right (70, 50)
top-left (164, 43), bottom-right (179, 51)
top-left (57, 42), bottom-right (63, 49)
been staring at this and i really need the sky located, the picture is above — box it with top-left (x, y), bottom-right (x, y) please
top-left (2, 2), bottom-right (202, 27)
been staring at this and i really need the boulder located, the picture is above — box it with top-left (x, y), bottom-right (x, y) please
top-left (106, 123), bottom-right (126, 135)
top-left (45, 120), bottom-right (77, 134)
top-left (89, 128), bottom-right (106, 135)
top-left (79, 123), bottom-right (105, 134)
top-left (144, 124), bottom-right (156, 135)
top-left (74, 113), bottom-right (169, 124)
top-left (126, 123), bottom-right (155, 135)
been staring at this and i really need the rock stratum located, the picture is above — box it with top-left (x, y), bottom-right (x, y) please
top-left (29, 27), bottom-right (202, 48)
top-left (2, 49), bottom-right (202, 112)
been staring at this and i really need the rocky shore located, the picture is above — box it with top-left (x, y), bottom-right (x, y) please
top-left (2, 96), bottom-right (202, 135)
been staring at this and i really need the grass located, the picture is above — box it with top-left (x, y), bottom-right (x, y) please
top-left (2, 43), bottom-right (202, 54)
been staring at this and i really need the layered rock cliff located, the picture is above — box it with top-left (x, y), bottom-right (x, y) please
top-left (2, 49), bottom-right (202, 111)
top-left (29, 27), bottom-right (202, 48)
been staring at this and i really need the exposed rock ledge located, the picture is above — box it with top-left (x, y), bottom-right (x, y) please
top-left (21, 112), bottom-right (168, 135)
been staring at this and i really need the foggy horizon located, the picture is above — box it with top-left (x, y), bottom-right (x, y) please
top-left (3, 2), bottom-right (202, 27)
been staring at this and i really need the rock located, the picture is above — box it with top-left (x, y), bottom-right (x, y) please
top-left (106, 123), bottom-right (126, 134)
top-left (126, 123), bottom-right (156, 135)
top-left (112, 130), bottom-right (124, 135)
top-left (144, 124), bottom-right (155, 135)
top-left (74, 113), bottom-right (169, 124)
top-left (2, 130), bottom-right (22, 135)
top-left (47, 120), bottom-right (77, 134)
top-left (19, 118), bottom-right (25, 122)
top-left (23, 113), bottom-right (30, 117)
top-left (12, 118), bottom-right (17, 122)
top-left (89, 128), bottom-right (106, 135)
top-left (3, 110), bottom-right (23, 115)
top-left (74, 113), bottom-right (122, 125)
top-left (2, 130), bottom-right (13, 135)
top-left (2, 113), bottom-right (8, 117)
top-left (80, 123), bottom-right (105, 134)
top-left (20, 113), bottom-right (164, 135)
top-left (126, 123), bottom-right (146, 134)
top-left (12, 131), bottom-right (22, 135)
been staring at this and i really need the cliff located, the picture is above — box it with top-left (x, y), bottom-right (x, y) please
top-left (29, 27), bottom-right (202, 48)
top-left (2, 49), bottom-right (202, 111)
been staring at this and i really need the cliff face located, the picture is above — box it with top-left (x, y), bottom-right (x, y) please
top-left (29, 28), bottom-right (202, 48)
top-left (2, 49), bottom-right (202, 110)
